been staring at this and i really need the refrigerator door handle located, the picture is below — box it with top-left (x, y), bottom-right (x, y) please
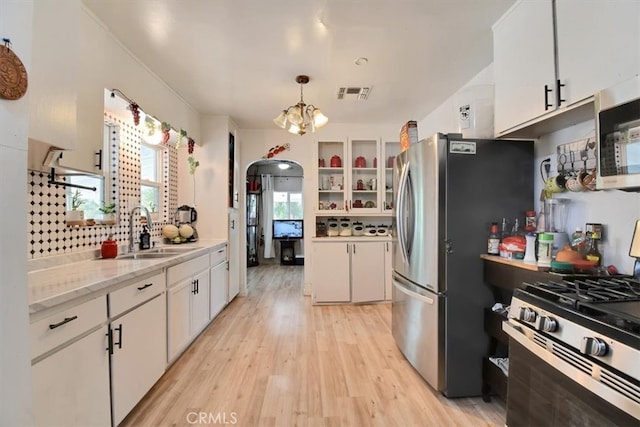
top-left (393, 273), bottom-right (435, 304)
top-left (396, 161), bottom-right (410, 264)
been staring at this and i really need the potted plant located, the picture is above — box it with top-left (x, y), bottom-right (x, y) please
top-left (65, 189), bottom-right (85, 226)
top-left (98, 202), bottom-right (117, 225)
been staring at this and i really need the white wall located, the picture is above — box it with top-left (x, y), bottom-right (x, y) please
top-left (535, 120), bottom-right (640, 275)
top-left (0, 0), bottom-right (34, 424)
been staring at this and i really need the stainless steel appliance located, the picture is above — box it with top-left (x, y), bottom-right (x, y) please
top-left (174, 205), bottom-right (199, 242)
top-left (504, 277), bottom-right (640, 424)
top-left (596, 75), bottom-right (640, 190)
top-left (392, 132), bottom-right (534, 397)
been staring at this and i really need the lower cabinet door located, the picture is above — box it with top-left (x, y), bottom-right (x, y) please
top-left (210, 261), bottom-right (228, 320)
top-left (351, 242), bottom-right (385, 303)
top-left (167, 279), bottom-right (191, 362)
top-left (312, 242), bottom-right (350, 303)
top-left (32, 327), bottom-right (111, 426)
top-left (190, 269), bottom-right (210, 336)
top-left (111, 294), bottom-right (167, 425)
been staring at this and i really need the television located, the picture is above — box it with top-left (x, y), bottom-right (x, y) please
top-left (272, 219), bottom-right (304, 240)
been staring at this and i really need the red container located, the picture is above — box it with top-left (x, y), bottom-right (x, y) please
top-left (101, 236), bottom-right (118, 259)
top-left (330, 155), bottom-right (342, 167)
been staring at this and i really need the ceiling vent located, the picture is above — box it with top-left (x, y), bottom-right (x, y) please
top-left (336, 86), bottom-right (372, 101)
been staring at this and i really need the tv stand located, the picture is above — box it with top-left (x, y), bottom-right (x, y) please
top-left (279, 240), bottom-right (297, 265)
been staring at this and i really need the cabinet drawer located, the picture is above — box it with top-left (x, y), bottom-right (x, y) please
top-left (110, 272), bottom-right (166, 317)
top-left (167, 254), bottom-right (209, 285)
top-left (30, 296), bottom-right (106, 360)
top-left (210, 245), bottom-right (227, 267)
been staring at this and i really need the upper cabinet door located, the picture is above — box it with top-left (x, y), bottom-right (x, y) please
top-left (316, 139), bottom-right (348, 213)
top-left (493, 0), bottom-right (555, 134)
top-left (58, 8), bottom-right (109, 173)
top-left (348, 138), bottom-right (380, 213)
top-left (29, 0), bottom-right (80, 151)
top-left (555, 0), bottom-right (640, 105)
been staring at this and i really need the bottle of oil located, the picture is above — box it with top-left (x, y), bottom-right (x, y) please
top-left (585, 233), bottom-right (602, 266)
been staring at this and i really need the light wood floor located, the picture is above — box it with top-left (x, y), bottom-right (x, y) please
top-left (121, 264), bottom-right (506, 426)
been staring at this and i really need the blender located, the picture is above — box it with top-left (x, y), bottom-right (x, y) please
top-left (544, 198), bottom-right (570, 257)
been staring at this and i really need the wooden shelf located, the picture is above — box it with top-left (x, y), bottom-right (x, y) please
top-left (480, 254), bottom-right (548, 272)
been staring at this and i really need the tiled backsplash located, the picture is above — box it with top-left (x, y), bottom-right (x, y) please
top-left (27, 113), bottom-right (179, 259)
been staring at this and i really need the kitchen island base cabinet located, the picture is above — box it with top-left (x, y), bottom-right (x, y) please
top-left (32, 327), bottom-right (111, 426)
top-left (110, 294), bottom-right (166, 426)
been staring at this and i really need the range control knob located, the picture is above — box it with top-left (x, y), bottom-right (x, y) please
top-left (535, 316), bottom-right (558, 332)
top-left (518, 307), bottom-right (537, 323)
top-left (580, 337), bottom-right (608, 357)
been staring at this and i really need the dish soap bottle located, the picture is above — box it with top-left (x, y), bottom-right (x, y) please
top-left (139, 225), bottom-right (151, 250)
top-left (101, 234), bottom-right (118, 259)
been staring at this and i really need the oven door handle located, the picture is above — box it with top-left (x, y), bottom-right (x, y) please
top-left (502, 319), bottom-right (523, 336)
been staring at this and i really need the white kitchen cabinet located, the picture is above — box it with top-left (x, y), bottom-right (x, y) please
top-left (493, 0), bottom-right (555, 134)
top-left (555, 0), bottom-right (640, 104)
top-left (57, 9), bottom-right (108, 173)
top-left (31, 296), bottom-right (110, 426)
top-left (210, 245), bottom-right (229, 319)
top-left (384, 241), bottom-right (394, 301)
top-left (315, 138), bottom-right (395, 217)
top-left (351, 241), bottom-right (386, 303)
top-left (191, 269), bottom-right (211, 336)
top-left (494, 0), bottom-right (640, 136)
top-left (108, 272), bottom-right (166, 426)
top-left (312, 242), bottom-right (351, 302)
top-left (167, 254), bottom-right (211, 362)
top-left (382, 140), bottom-right (400, 213)
top-left (29, 0), bottom-right (80, 151)
top-left (312, 240), bottom-right (386, 303)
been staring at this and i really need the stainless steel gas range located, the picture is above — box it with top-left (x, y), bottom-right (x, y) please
top-left (503, 277), bottom-right (640, 426)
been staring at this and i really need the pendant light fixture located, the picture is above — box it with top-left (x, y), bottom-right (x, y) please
top-left (273, 75), bottom-right (328, 135)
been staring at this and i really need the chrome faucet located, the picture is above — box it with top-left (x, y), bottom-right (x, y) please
top-left (129, 206), bottom-right (152, 253)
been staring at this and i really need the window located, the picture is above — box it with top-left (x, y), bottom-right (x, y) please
top-left (140, 142), bottom-right (162, 217)
top-left (273, 191), bottom-right (303, 219)
top-left (65, 174), bottom-right (105, 219)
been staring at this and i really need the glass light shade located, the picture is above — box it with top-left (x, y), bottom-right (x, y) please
top-left (312, 108), bottom-right (328, 128)
top-left (278, 163), bottom-right (290, 170)
top-left (273, 110), bottom-right (288, 128)
top-left (286, 107), bottom-right (303, 125)
top-left (287, 123), bottom-right (300, 134)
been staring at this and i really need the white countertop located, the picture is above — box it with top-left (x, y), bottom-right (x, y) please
top-left (28, 239), bottom-right (227, 318)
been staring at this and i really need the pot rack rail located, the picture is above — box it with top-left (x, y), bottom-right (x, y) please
top-left (110, 88), bottom-right (181, 135)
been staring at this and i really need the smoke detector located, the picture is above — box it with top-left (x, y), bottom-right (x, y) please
top-left (336, 86), bottom-right (372, 101)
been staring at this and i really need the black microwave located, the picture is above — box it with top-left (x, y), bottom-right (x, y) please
top-left (595, 76), bottom-right (640, 190)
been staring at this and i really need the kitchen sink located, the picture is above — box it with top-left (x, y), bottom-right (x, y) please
top-left (114, 252), bottom-right (180, 260)
top-left (147, 246), bottom-right (202, 254)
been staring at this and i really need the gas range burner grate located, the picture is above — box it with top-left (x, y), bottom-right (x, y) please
top-left (531, 277), bottom-right (640, 306)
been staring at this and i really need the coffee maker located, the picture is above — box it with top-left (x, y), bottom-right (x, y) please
top-left (175, 205), bottom-right (198, 242)
top-left (544, 198), bottom-right (570, 256)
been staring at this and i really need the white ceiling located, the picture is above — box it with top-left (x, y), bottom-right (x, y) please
top-left (82, 0), bottom-right (515, 130)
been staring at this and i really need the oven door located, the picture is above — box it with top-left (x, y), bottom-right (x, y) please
top-left (503, 321), bottom-right (639, 426)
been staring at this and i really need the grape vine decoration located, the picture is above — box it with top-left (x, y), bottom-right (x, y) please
top-left (160, 122), bottom-right (171, 145)
top-left (262, 143), bottom-right (290, 159)
top-left (128, 102), bottom-right (140, 126)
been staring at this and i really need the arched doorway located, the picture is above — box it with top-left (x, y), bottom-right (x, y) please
top-left (244, 159), bottom-right (304, 292)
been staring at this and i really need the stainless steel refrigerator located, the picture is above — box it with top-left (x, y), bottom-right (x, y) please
top-left (392, 132), bottom-right (533, 397)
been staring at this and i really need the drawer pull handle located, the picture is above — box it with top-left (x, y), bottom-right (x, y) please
top-left (49, 315), bottom-right (78, 329)
top-left (137, 283), bottom-right (153, 291)
top-left (114, 324), bottom-right (123, 350)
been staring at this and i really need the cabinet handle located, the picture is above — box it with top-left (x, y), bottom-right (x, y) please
top-left (196, 279), bottom-right (199, 294)
top-left (544, 84), bottom-right (553, 110)
top-left (231, 219), bottom-right (235, 230)
top-left (106, 328), bottom-right (113, 354)
top-left (49, 315), bottom-right (78, 330)
top-left (353, 243), bottom-right (356, 254)
top-left (555, 79), bottom-right (565, 107)
top-left (192, 279), bottom-right (197, 295)
top-left (137, 283), bottom-right (153, 291)
top-left (114, 324), bottom-right (123, 350)
top-left (95, 149), bottom-right (103, 170)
